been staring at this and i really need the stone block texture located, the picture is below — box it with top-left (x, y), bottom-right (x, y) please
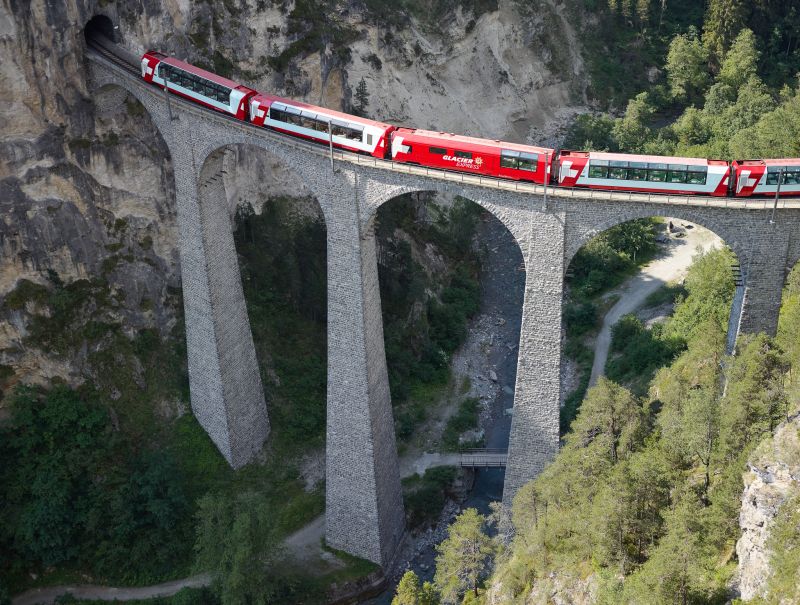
top-left (88, 51), bottom-right (800, 566)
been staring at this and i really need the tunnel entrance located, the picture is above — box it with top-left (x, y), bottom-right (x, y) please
top-left (84, 14), bottom-right (117, 45)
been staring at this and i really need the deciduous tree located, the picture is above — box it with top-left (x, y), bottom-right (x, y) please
top-left (666, 33), bottom-right (710, 101)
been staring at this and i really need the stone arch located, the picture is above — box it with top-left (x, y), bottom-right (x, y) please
top-left (84, 14), bottom-right (118, 44)
top-left (565, 206), bottom-right (750, 280)
top-left (362, 181), bottom-right (532, 262)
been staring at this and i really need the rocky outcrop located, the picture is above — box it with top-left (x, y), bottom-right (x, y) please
top-left (735, 415), bottom-right (800, 601)
top-left (487, 570), bottom-right (599, 605)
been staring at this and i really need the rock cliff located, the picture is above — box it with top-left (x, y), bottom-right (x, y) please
top-left (735, 414), bottom-right (800, 602)
top-left (0, 0), bottom-right (587, 400)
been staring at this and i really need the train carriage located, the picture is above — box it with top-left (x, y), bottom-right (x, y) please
top-left (249, 94), bottom-right (395, 159)
top-left (558, 151), bottom-right (730, 197)
top-left (732, 159), bottom-right (800, 197)
top-left (141, 51), bottom-right (256, 120)
top-left (390, 128), bottom-right (555, 185)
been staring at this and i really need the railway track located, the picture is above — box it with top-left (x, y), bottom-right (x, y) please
top-left (85, 38), bottom-right (800, 211)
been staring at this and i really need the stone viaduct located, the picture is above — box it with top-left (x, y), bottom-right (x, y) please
top-left (86, 44), bottom-right (800, 568)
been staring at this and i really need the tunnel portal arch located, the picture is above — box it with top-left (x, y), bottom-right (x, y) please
top-left (84, 14), bottom-right (118, 44)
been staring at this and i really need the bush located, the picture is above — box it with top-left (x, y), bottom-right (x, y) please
top-left (442, 398), bottom-right (481, 451)
top-left (564, 302), bottom-right (599, 337)
top-left (0, 386), bottom-right (190, 583)
top-left (403, 466), bottom-right (458, 529)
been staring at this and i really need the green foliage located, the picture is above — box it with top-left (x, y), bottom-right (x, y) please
top-left (777, 263), bottom-right (800, 377)
top-left (0, 386), bottom-right (190, 584)
top-left (666, 32), bottom-right (710, 102)
top-left (702, 0), bottom-right (748, 61)
top-left (3, 279), bottom-right (49, 310)
top-left (665, 247), bottom-right (735, 341)
top-left (354, 77), bottom-right (370, 116)
top-left (393, 570), bottom-right (439, 605)
top-left (719, 334), bottom-right (789, 461)
top-left (234, 197), bottom-right (327, 451)
top-left (562, 113), bottom-right (615, 151)
top-left (612, 92), bottom-right (655, 153)
top-left (718, 28), bottom-right (759, 90)
top-left (606, 315), bottom-right (683, 392)
top-left (193, 491), bottom-right (296, 605)
top-left (434, 508), bottom-right (493, 604)
top-left (493, 241), bottom-right (797, 601)
top-left (563, 301), bottom-right (598, 337)
top-left (441, 397), bottom-right (481, 451)
top-left (403, 466), bottom-right (458, 529)
top-left (568, 219), bottom-right (659, 298)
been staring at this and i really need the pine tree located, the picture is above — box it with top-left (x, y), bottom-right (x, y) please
top-left (354, 77), bottom-right (370, 116)
top-left (392, 571), bottom-right (439, 605)
top-left (434, 508), bottom-right (493, 604)
top-left (703, 0), bottom-right (749, 61)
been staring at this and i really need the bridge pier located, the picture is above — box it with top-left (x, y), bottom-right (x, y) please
top-left (173, 143), bottom-right (270, 468)
top-left (320, 171), bottom-right (405, 568)
top-left (737, 224), bottom-right (791, 337)
top-left (503, 209), bottom-right (564, 505)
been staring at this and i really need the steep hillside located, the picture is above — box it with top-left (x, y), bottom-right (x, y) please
top-left (0, 0), bottom-right (587, 399)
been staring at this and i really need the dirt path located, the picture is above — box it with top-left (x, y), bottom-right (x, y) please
top-left (12, 574), bottom-right (211, 605)
top-left (589, 221), bottom-right (721, 387)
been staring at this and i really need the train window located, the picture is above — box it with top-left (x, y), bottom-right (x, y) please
top-left (588, 161), bottom-right (608, 179)
top-left (667, 165), bottom-right (688, 183)
top-left (500, 150), bottom-right (520, 169)
top-left (628, 162), bottom-right (648, 181)
top-left (608, 161), bottom-right (628, 180)
top-left (366, 134), bottom-right (373, 145)
top-left (648, 163), bottom-right (667, 182)
top-left (518, 152), bottom-right (538, 171)
top-left (430, 146), bottom-right (448, 155)
top-left (766, 166), bottom-right (800, 185)
top-left (686, 170), bottom-right (707, 185)
top-left (455, 150), bottom-right (472, 159)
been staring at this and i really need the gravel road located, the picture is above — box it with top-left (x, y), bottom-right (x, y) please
top-left (589, 221), bottom-right (721, 387)
top-left (12, 574), bottom-right (211, 605)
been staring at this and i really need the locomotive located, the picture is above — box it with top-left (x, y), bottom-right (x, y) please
top-left (141, 50), bottom-right (800, 199)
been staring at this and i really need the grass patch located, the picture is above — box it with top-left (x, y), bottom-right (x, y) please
top-left (644, 282), bottom-right (686, 308)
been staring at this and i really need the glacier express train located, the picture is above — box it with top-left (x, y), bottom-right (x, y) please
top-left (140, 50), bottom-right (800, 199)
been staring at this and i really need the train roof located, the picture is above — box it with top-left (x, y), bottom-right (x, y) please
top-left (733, 158), bottom-right (800, 166)
top-left (562, 150), bottom-right (728, 167)
top-left (252, 93), bottom-right (395, 130)
top-left (153, 54), bottom-right (253, 91)
top-left (394, 128), bottom-right (555, 155)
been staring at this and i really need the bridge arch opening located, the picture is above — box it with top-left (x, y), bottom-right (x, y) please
top-left (84, 14), bottom-right (117, 45)
top-left (373, 189), bottom-right (524, 526)
top-left (562, 215), bottom-right (740, 432)
top-left (200, 143), bottom-right (328, 459)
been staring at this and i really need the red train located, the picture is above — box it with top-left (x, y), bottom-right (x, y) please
top-left (140, 50), bottom-right (800, 199)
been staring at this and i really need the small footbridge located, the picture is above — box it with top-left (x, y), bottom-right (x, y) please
top-left (403, 449), bottom-right (508, 477)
